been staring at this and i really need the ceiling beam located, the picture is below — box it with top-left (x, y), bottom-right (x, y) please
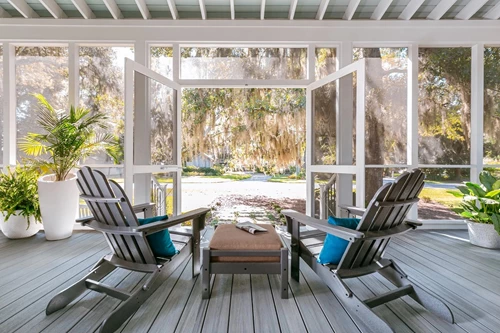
top-left (102, 0), bottom-right (123, 19)
top-left (398, 0), bottom-right (425, 20)
top-left (316, 0), bottom-right (329, 20)
top-left (135, 0), bottom-right (151, 19)
top-left (260, 0), bottom-right (265, 19)
top-left (427, 0), bottom-right (456, 20)
top-left (71, 0), bottom-right (96, 19)
top-left (39, 0), bottom-right (67, 18)
top-left (371, 0), bottom-right (392, 20)
top-left (166, 0), bottom-right (178, 19)
top-left (8, 0), bottom-right (39, 18)
top-left (455, 0), bottom-right (488, 20)
top-left (343, 0), bottom-right (360, 20)
top-left (288, 0), bottom-right (298, 20)
top-left (199, 0), bottom-right (206, 19)
top-left (484, 1), bottom-right (500, 20)
top-left (0, 6), bottom-right (12, 18)
top-left (230, 0), bottom-right (234, 20)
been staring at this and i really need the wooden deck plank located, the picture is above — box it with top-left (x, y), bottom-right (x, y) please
top-left (386, 249), bottom-right (500, 332)
top-left (201, 274), bottom-right (233, 333)
top-left (250, 274), bottom-right (281, 333)
top-left (268, 274), bottom-right (308, 333)
top-left (228, 274), bottom-right (254, 333)
top-left (121, 257), bottom-right (191, 333)
top-left (0, 241), bottom-right (107, 309)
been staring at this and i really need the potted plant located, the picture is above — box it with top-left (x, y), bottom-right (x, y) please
top-left (0, 165), bottom-right (42, 239)
top-left (457, 171), bottom-right (500, 249)
top-left (19, 94), bottom-right (115, 240)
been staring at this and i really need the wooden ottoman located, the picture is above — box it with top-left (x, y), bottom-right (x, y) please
top-left (202, 224), bottom-right (288, 299)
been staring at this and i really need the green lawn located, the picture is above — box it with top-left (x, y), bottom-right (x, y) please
top-left (268, 175), bottom-right (305, 183)
top-left (202, 174), bottom-right (251, 181)
top-left (419, 188), bottom-right (462, 213)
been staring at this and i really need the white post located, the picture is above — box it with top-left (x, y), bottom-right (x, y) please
top-left (355, 59), bottom-right (366, 208)
top-left (133, 40), bottom-right (151, 205)
top-left (407, 43), bottom-right (419, 219)
top-left (471, 44), bottom-right (484, 184)
top-left (3, 43), bottom-right (16, 167)
top-left (306, 85), bottom-right (314, 216)
top-left (68, 43), bottom-right (79, 109)
top-left (337, 42), bottom-right (354, 216)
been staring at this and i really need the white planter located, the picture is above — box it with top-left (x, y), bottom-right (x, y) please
top-left (467, 221), bottom-right (500, 249)
top-left (38, 173), bottom-right (79, 241)
top-left (0, 211), bottom-right (41, 239)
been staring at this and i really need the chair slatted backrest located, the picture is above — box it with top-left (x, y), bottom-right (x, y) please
top-left (77, 167), bottom-right (157, 265)
top-left (338, 169), bottom-right (425, 271)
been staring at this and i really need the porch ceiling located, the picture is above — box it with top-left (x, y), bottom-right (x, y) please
top-left (0, 0), bottom-right (500, 21)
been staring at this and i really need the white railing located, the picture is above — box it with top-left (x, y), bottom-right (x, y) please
top-left (319, 173), bottom-right (337, 219)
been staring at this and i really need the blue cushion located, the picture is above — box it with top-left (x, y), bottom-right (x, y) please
top-left (137, 215), bottom-right (178, 257)
top-left (317, 216), bottom-right (360, 265)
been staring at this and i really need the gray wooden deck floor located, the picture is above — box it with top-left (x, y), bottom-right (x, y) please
top-left (0, 228), bottom-right (499, 333)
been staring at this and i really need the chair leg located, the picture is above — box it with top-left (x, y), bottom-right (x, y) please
top-left (202, 248), bottom-right (211, 299)
top-left (281, 248), bottom-right (288, 299)
top-left (46, 260), bottom-right (115, 315)
top-left (378, 260), bottom-right (454, 324)
top-left (192, 220), bottom-right (201, 278)
top-left (326, 273), bottom-right (394, 333)
top-left (98, 273), bottom-right (158, 333)
top-left (290, 219), bottom-right (300, 282)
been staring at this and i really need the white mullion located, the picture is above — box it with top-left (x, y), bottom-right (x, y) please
top-left (455, 0), bottom-right (488, 20)
top-left (398, 0), bottom-right (425, 20)
top-left (230, 0), bottom-right (235, 20)
top-left (371, 0), bottom-right (392, 20)
top-left (0, 7), bottom-right (11, 18)
top-left (8, 0), bottom-right (39, 18)
top-left (167, 0), bottom-right (179, 19)
top-left (135, 0), bottom-right (151, 19)
top-left (68, 43), bottom-right (79, 108)
top-left (103, 0), bottom-right (123, 19)
top-left (471, 44), bottom-right (484, 184)
top-left (289, 0), bottom-right (298, 20)
top-left (199, 0), bottom-right (207, 20)
top-left (407, 44), bottom-right (419, 219)
top-left (426, 0), bottom-right (456, 20)
top-left (343, 0), bottom-right (360, 20)
top-left (307, 44), bottom-right (315, 82)
top-left (316, 0), bottom-right (330, 20)
top-left (483, 1), bottom-right (500, 20)
top-left (39, 0), bottom-right (67, 18)
top-left (306, 85), bottom-right (313, 216)
top-left (173, 43), bottom-right (180, 80)
top-left (175, 88), bottom-right (182, 215)
top-left (71, 0), bottom-right (96, 19)
top-left (260, 0), bottom-right (266, 20)
top-left (124, 58), bottom-right (134, 199)
top-left (3, 43), bottom-right (16, 167)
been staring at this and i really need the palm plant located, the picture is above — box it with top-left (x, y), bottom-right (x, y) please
top-left (19, 94), bottom-right (116, 181)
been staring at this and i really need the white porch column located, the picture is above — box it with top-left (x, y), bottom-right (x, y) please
top-left (471, 44), bottom-right (484, 184)
top-left (407, 44), bottom-right (419, 219)
top-left (68, 42), bottom-right (79, 108)
top-left (133, 40), bottom-right (151, 205)
top-left (3, 43), bottom-right (16, 167)
top-left (337, 41), bottom-right (354, 216)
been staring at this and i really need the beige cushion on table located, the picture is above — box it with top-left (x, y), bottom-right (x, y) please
top-left (209, 224), bottom-right (283, 262)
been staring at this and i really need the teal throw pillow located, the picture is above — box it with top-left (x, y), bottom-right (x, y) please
top-left (317, 216), bottom-right (360, 265)
top-left (137, 215), bottom-right (178, 257)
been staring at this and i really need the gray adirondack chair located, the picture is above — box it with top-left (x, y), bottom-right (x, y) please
top-left (282, 169), bottom-right (454, 333)
top-left (46, 166), bottom-right (210, 333)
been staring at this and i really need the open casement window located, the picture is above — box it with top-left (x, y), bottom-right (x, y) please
top-left (124, 59), bottom-right (182, 215)
top-left (306, 59), bottom-right (366, 216)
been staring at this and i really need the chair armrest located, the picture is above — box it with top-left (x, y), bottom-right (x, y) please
top-left (405, 219), bottom-right (422, 228)
top-left (133, 207), bottom-right (210, 235)
top-left (282, 210), bottom-right (364, 242)
top-left (84, 220), bottom-right (141, 236)
top-left (77, 216), bottom-right (95, 225)
top-left (339, 205), bottom-right (366, 217)
top-left (132, 203), bottom-right (156, 217)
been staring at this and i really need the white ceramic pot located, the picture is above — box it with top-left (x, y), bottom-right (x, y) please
top-left (38, 173), bottom-right (79, 241)
top-left (0, 211), bottom-right (41, 239)
top-left (467, 221), bottom-right (500, 249)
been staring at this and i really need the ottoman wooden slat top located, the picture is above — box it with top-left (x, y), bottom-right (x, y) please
top-left (209, 224), bottom-right (283, 262)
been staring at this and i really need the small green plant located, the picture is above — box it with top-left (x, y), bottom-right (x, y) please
top-left (454, 171), bottom-right (500, 234)
top-left (19, 94), bottom-right (116, 181)
top-left (0, 166), bottom-right (41, 229)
